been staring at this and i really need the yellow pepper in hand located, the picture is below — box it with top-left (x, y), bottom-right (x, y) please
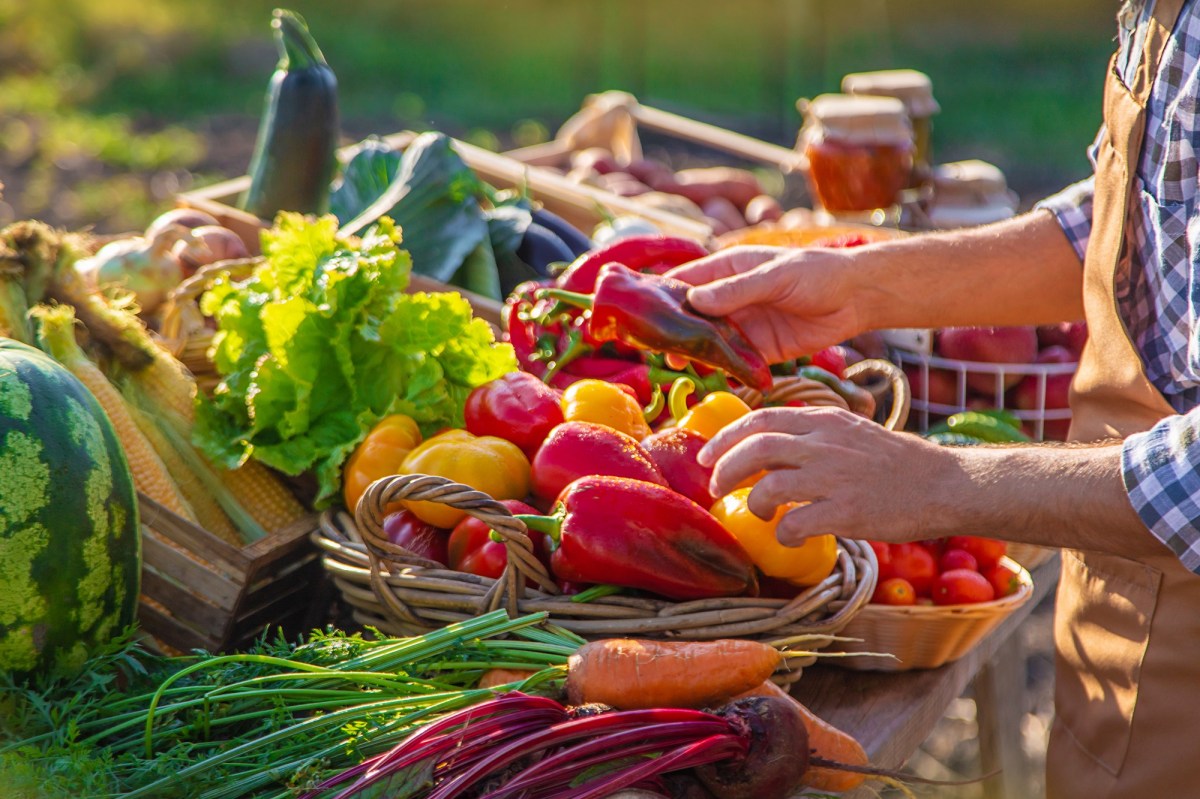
top-left (561, 378), bottom-right (651, 440)
top-left (342, 414), bottom-right (422, 515)
top-left (710, 487), bottom-right (838, 587)
top-left (399, 429), bottom-right (531, 528)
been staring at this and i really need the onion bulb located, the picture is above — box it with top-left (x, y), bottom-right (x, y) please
top-left (172, 225), bottom-right (250, 276)
top-left (144, 208), bottom-right (220, 240)
top-left (75, 225), bottom-right (189, 315)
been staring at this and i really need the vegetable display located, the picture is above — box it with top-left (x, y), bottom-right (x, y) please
top-left (0, 338), bottom-right (140, 678)
top-left (240, 9), bottom-right (340, 219)
top-left (193, 213), bottom-right (516, 507)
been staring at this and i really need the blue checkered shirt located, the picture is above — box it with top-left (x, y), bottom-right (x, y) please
top-left (1039, 0), bottom-right (1200, 572)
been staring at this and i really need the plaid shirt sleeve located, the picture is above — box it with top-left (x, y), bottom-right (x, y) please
top-left (1123, 414), bottom-right (1200, 573)
top-left (1034, 176), bottom-right (1095, 263)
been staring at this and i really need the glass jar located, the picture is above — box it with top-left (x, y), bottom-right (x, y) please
top-left (799, 94), bottom-right (914, 216)
top-left (841, 69), bottom-right (940, 186)
top-left (926, 159), bottom-right (1020, 229)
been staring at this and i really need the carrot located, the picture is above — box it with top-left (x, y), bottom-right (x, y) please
top-left (565, 638), bottom-right (783, 711)
top-left (477, 668), bottom-right (540, 690)
top-left (736, 680), bottom-right (869, 793)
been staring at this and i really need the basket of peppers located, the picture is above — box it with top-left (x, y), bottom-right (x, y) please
top-left (314, 234), bottom-right (908, 677)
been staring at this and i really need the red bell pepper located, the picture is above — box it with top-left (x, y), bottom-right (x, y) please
top-left (530, 421), bottom-right (667, 503)
top-left (382, 509), bottom-right (449, 566)
top-left (448, 499), bottom-right (550, 583)
top-left (539, 264), bottom-right (774, 392)
top-left (502, 279), bottom-right (559, 378)
top-left (464, 371), bottom-right (564, 459)
top-left (516, 475), bottom-right (758, 600)
top-left (555, 234), bottom-right (710, 294)
top-left (640, 427), bottom-right (715, 509)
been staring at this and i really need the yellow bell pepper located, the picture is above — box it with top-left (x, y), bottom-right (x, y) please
top-left (677, 391), bottom-right (753, 440)
top-left (560, 378), bottom-right (651, 440)
top-left (399, 429), bottom-right (531, 528)
top-left (710, 487), bottom-right (838, 587)
top-left (342, 414), bottom-right (422, 516)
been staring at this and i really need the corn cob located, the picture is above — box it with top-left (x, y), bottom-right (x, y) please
top-left (33, 304), bottom-right (197, 522)
top-left (220, 458), bottom-right (309, 533)
top-left (124, 397), bottom-right (243, 546)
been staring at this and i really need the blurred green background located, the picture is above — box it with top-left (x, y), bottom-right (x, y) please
top-left (0, 0), bottom-right (1117, 233)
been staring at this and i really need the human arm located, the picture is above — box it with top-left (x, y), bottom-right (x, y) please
top-left (667, 208), bottom-right (1086, 364)
top-left (697, 406), bottom-right (1170, 562)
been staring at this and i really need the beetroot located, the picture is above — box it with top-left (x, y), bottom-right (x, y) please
top-left (695, 695), bottom-right (810, 799)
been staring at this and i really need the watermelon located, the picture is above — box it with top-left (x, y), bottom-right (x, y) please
top-left (0, 337), bottom-right (140, 678)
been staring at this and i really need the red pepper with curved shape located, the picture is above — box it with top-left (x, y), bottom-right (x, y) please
top-left (641, 426), bottom-right (715, 509)
top-left (516, 475), bottom-right (758, 600)
top-left (555, 234), bottom-right (710, 294)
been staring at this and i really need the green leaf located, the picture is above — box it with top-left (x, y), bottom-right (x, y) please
top-left (452, 240), bottom-right (502, 301)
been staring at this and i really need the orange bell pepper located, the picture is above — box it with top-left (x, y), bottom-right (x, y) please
top-left (710, 487), bottom-right (838, 587)
top-left (342, 414), bottom-right (422, 515)
top-left (560, 378), bottom-right (652, 440)
top-left (399, 429), bottom-right (531, 528)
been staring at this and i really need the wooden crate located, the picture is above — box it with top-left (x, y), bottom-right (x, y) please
top-left (137, 493), bottom-right (325, 653)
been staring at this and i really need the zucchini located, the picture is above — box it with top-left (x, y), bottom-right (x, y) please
top-left (930, 411), bottom-right (1031, 443)
top-left (240, 9), bottom-right (339, 220)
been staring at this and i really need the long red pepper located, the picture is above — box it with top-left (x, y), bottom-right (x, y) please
top-left (517, 475), bottom-right (758, 600)
top-left (539, 264), bottom-right (774, 392)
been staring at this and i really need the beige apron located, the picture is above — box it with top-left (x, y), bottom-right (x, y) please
top-left (1047, 0), bottom-right (1200, 795)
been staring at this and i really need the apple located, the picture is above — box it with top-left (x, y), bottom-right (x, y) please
top-left (1012, 345), bottom-right (1076, 412)
top-left (905, 364), bottom-right (960, 407)
top-left (937, 326), bottom-right (1039, 393)
top-left (1037, 321), bottom-right (1088, 359)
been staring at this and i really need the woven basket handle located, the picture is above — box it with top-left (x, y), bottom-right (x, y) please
top-left (356, 473), bottom-right (560, 619)
top-left (845, 357), bottom-right (911, 431)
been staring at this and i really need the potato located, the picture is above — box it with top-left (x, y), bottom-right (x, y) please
top-left (599, 172), bottom-right (653, 197)
top-left (743, 194), bottom-right (784, 225)
top-left (701, 196), bottom-right (747, 232)
top-left (570, 147), bottom-right (621, 175)
top-left (674, 167), bottom-right (765, 210)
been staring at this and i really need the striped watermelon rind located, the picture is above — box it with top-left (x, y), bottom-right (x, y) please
top-left (0, 338), bottom-right (141, 678)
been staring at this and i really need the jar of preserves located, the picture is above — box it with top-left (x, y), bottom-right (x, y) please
top-left (841, 69), bottom-right (940, 185)
top-left (926, 159), bottom-right (1020, 229)
top-left (798, 94), bottom-right (914, 216)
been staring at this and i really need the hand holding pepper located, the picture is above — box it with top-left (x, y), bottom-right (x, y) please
top-left (667, 245), bottom-right (867, 365)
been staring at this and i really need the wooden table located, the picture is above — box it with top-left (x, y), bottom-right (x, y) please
top-left (791, 556), bottom-right (1061, 796)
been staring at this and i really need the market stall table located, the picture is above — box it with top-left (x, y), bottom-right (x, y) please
top-left (791, 555), bottom-right (1061, 798)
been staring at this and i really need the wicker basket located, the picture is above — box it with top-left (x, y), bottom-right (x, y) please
top-left (312, 360), bottom-right (908, 680)
top-left (824, 556), bottom-right (1034, 671)
top-left (314, 477), bottom-right (875, 682)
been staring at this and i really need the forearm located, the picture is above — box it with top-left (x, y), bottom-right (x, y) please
top-left (929, 443), bottom-right (1168, 560)
top-left (854, 209), bottom-right (1086, 331)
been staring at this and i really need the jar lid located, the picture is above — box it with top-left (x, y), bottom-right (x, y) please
top-left (932, 160), bottom-right (1015, 206)
top-left (800, 94), bottom-right (913, 146)
top-left (927, 201), bottom-right (1017, 229)
top-left (841, 69), bottom-right (941, 118)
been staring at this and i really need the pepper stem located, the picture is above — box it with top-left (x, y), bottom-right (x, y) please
top-left (643, 384), bottom-right (666, 423)
top-left (540, 328), bottom-right (593, 383)
top-left (514, 508), bottom-right (565, 545)
top-left (667, 377), bottom-right (696, 422)
top-left (534, 287), bottom-right (594, 310)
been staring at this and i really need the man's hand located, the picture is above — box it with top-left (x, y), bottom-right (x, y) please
top-left (698, 406), bottom-right (953, 545)
top-left (667, 245), bottom-right (868, 363)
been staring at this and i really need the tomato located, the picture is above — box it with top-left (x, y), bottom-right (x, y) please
top-left (982, 561), bottom-right (1023, 598)
top-left (890, 542), bottom-right (938, 597)
top-left (945, 536), bottom-right (1007, 570)
top-left (448, 499), bottom-right (549, 583)
top-left (931, 569), bottom-right (996, 605)
top-left (939, 548), bottom-right (978, 573)
top-left (872, 577), bottom-right (917, 606)
top-left (809, 347), bottom-right (848, 379)
top-left (382, 509), bottom-right (449, 566)
top-left (868, 541), bottom-right (894, 582)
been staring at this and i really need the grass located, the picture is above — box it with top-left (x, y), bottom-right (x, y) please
top-left (0, 0), bottom-right (1116, 233)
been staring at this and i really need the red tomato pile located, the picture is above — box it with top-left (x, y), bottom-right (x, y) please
top-left (868, 536), bottom-right (1021, 607)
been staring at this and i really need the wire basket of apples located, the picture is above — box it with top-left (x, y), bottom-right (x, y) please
top-left (890, 321), bottom-right (1087, 441)
top-left (825, 538), bottom-right (1033, 671)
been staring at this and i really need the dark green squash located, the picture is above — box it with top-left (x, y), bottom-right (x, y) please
top-left (240, 8), bottom-right (340, 220)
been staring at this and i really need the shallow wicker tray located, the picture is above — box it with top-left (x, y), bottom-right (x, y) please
top-left (824, 556), bottom-right (1034, 671)
top-left (313, 473), bottom-right (878, 680)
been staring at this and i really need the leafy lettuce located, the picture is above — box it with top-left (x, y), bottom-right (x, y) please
top-left (193, 212), bottom-right (517, 507)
